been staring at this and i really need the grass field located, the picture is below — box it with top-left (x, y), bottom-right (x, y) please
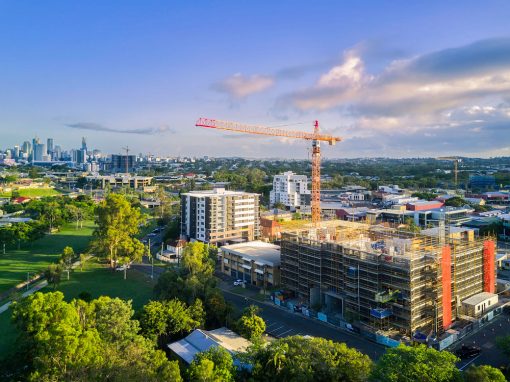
top-left (55, 258), bottom-right (156, 309)
top-left (0, 220), bottom-right (96, 294)
top-left (0, 260), bottom-right (156, 356)
top-left (0, 188), bottom-right (62, 198)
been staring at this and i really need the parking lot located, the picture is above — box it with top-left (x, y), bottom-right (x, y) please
top-left (265, 319), bottom-right (309, 338)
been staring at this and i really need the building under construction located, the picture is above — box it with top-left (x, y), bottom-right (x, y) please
top-left (280, 223), bottom-right (496, 336)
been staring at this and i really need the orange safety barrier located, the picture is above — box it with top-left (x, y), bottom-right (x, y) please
top-left (483, 240), bottom-right (496, 293)
top-left (442, 246), bottom-right (452, 330)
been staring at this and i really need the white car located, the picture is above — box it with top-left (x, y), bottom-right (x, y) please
top-left (233, 279), bottom-right (244, 286)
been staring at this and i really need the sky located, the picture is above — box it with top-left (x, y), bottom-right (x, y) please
top-left (1, 0), bottom-right (510, 158)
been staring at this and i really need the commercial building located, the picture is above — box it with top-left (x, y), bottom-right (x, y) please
top-left (280, 223), bottom-right (496, 336)
top-left (111, 154), bottom-right (136, 173)
top-left (180, 188), bottom-right (260, 245)
top-left (219, 241), bottom-right (281, 287)
top-left (85, 174), bottom-right (152, 189)
top-left (270, 171), bottom-right (310, 209)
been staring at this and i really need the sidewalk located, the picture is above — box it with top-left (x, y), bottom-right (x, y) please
top-left (0, 280), bottom-right (48, 314)
top-left (0, 254), bottom-right (92, 315)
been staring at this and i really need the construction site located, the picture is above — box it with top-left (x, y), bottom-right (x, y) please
top-left (196, 117), bottom-right (499, 340)
top-left (280, 221), bottom-right (497, 338)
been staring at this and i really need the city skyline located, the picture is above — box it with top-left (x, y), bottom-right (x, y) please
top-left (1, 1), bottom-right (510, 158)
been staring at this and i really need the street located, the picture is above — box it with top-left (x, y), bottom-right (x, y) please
top-left (453, 313), bottom-right (510, 370)
top-left (222, 290), bottom-right (386, 361)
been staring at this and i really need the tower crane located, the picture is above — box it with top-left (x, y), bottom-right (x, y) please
top-left (196, 117), bottom-right (342, 225)
top-left (437, 156), bottom-right (461, 189)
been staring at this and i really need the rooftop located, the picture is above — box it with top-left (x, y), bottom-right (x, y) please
top-left (167, 328), bottom-right (251, 365)
top-left (220, 241), bottom-right (280, 266)
top-left (183, 188), bottom-right (258, 197)
top-left (462, 292), bottom-right (498, 306)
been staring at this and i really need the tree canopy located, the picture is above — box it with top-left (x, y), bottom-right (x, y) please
top-left (188, 346), bottom-right (235, 382)
top-left (10, 292), bottom-right (182, 381)
top-left (370, 344), bottom-right (461, 382)
top-left (236, 305), bottom-right (266, 342)
top-left (92, 193), bottom-right (146, 267)
top-left (249, 336), bottom-right (372, 382)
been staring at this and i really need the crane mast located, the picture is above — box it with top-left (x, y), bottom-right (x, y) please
top-left (196, 118), bottom-right (342, 225)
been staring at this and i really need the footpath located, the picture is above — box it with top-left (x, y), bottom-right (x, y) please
top-left (0, 255), bottom-right (92, 315)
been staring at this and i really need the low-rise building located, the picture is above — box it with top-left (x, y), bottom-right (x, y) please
top-left (462, 292), bottom-right (498, 318)
top-left (219, 241), bottom-right (281, 287)
top-left (85, 174), bottom-right (153, 189)
top-left (168, 328), bottom-right (251, 366)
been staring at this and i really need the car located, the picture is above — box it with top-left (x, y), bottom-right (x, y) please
top-left (147, 233), bottom-right (157, 237)
top-left (233, 279), bottom-right (244, 286)
top-left (455, 344), bottom-right (481, 359)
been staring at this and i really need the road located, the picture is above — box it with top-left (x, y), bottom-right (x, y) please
top-left (453, 313), bottom-right (510, 370)
top-left (222, 290), bottom-right (385, 360)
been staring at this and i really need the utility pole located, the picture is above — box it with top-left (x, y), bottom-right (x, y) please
top-left (151, 256), bottom-right (154, 280)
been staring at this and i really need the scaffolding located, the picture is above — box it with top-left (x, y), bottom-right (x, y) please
top-left (280, 223), bottom-right (496, 336)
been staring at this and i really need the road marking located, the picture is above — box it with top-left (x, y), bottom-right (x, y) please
top-left (459, 355), bottom-right (482, 371)
top-left (272, 325), bottom-right (285, 333)
top-left (279, 329), bottom-right (294, 336)
top-left (266, 323), bottom-right (278, 328)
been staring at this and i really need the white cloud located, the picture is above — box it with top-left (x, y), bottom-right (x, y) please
top-left (213, 73), bottom-right (274, 99)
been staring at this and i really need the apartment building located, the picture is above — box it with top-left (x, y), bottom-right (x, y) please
top-left (270, 171), bottom-right (310, 209)
top-left (180, 188), bottom-right (260, 245)
top-left (280, 224), bottom-right (496, 336)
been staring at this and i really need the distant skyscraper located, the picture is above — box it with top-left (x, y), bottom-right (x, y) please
top-left (22, 141), bottom-right (31, 155)
top-left (47, 138), bottom-right (54, 154)
top-left (81, 137), bottom-right (87, 151)
top-left (33, 143), bottom-right (46, 161)
top-left (54, 145), bottom-right (62, 160)
top-left (77, 148), bottom-right (87, 164)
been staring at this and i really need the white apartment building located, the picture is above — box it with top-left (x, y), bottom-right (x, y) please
top-left (180, 188), bottom-right (260, 245)
top-left (270, 171), bottom-right (310, 209)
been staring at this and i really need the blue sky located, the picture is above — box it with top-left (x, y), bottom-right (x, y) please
top-left (1, 1), bottom-right (510, 158)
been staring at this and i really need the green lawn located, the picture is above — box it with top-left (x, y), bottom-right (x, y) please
top-left (0, 188), bottom-right (62, 198)
top-left (0, 220), bottom-right (96, 294)
top-left (0, 260), bottom-right (156, 357)
top-left (55, 258), bottom-right (156, 309)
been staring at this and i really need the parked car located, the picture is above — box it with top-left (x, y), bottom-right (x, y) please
top-left (455, 344), bottom-right (481, 359)
top-left (233, 279), bottom-right (244, 286)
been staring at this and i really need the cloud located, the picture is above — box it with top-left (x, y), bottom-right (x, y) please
top-left (213, 73), bottom-right (274, 99)
top-left (281, 38), bottom-right (510, 123)
top-left (65, 122), bottom-right (175, 135)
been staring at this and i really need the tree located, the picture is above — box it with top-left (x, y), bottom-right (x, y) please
top-left (92, 193), bottom-right (146, 268)
top-left (139, 298), bottom-right (204, 346)
top-left (463, 364), bottom-right (506, 382)
top-left (497, 335), bottom-right (510, 358)
top-left (188, 346), bottom-right (235, 382)
top-left (371, 344), bottom-right (461, 382)
top-left (60, 246), bottom-right (75, 280)
top-left (11, 292), bottom-right (182, 381)
top-left (249, 336), bottom-right (372, 382)
top-left (79, 253), bottom-right (87, 272)
top-left (44, 264), bottom-right (63, 289)
top-left (236, 305), bottom-right (266, 342)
